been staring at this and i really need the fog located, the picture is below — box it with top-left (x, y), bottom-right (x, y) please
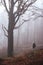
top-left (0, 0), bottom-right (43, 57)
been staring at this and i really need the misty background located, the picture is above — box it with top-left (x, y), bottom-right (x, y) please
top-left (0, 0), bottom-right (43, 57)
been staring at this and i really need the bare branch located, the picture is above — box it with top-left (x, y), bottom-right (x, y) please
top-left (34, 15), bottom-right (43, 20)
top-left (14, 0), bottom-right (37, 18)
top-left (8, 0), bottom-right (11, 10)
top-left (3, 26), bottom-right (8, 32)
top-left (15, 15), bottom-right (20, 25)
top-left (2, 24), bottom-right (8, 37)
top-left (14, 17), bottom-right (32, 29)
top-left (4, 0), bottom-right (9, 13)
top-left (14, 0), bottom-right (37, 28)
top-left (14, 0), bottom-right (17, 5)
top-left (30, 6), bottom-right (43, 18)
top-left (32, 5), bottom-right (43, 12)
top-left (14, 12), bottom-right (43, 29)
top-left (0, 0), bottom-right (9, 13)
top-left (18, 0), bottom-right (37, 15)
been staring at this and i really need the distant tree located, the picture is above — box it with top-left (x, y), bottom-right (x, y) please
top-left (0, 0), bottom-right (37, 57)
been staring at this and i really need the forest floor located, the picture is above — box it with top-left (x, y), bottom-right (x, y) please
top-left (0, 49), bottom-right (43, 65)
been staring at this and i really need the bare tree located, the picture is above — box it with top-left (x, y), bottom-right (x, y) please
top-left (0, 0), bottom-right (37, 57)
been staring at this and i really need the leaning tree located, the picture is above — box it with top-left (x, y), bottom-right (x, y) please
top-left (0, 0), bottom-right (37, 57)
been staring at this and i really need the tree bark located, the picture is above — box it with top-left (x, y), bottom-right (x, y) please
top-left (8, 13), bottom-right (14, 57)
top-left (8, 23), bottom-right (13, 57)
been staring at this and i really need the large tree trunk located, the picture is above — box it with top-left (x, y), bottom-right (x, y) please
top-left (8, 14), bottom-right (14, 57)
top-left (8, 23), bottom-right (13, 57)
top-left (8, 0), bottom-right (14, 56)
